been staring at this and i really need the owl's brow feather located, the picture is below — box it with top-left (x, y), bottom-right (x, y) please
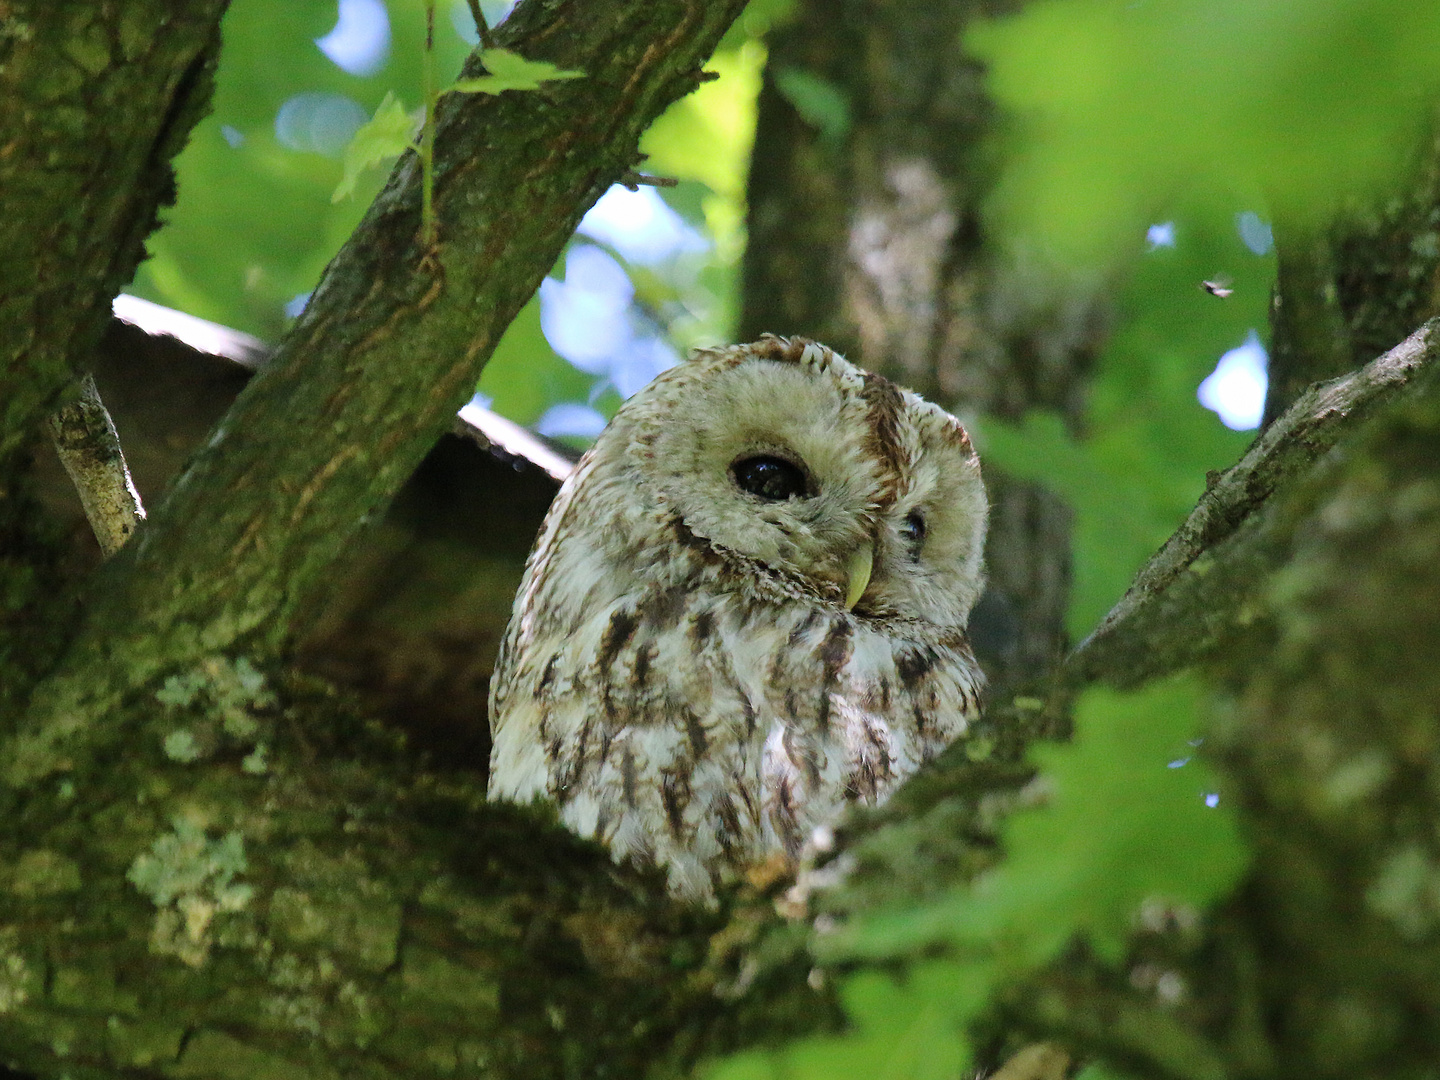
top-left (858, 373), bottom-right (907, 507)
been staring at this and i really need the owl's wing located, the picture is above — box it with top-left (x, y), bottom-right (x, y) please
top-left (488, 442), bottom-right (609, 721)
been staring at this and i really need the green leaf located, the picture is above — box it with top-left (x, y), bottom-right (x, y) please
top-left (332, 91), bottom-right (420, 203)
top-left (822, 675), bottom-right (1250, 969)
top-left (450, 47), bottom-right (584, 95)
top-left (967, 0), bottom-right (1440, 258)
top-left (704, 960), bottom-right (988, 1080)
top-left (773, 66), bottom-right (850, 144)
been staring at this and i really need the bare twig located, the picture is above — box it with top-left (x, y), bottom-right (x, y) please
top-left (46, 373), bottom-right (146, 557)
top-left (618, 169), bottom-right (679, 190)
top-left (464, 0), bottom-right (496, 48)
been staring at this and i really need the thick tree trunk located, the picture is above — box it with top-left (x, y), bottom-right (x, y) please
top-left (741, 0), bottom-right (1108, 703)
top-left (1264, 125), bottom-right (1440, 425)
top-left (4, 321), bottom-right (1428, 1080)
top-left (0, 0), bottom-right (229, 718)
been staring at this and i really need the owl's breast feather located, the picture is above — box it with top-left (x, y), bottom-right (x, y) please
top-left (489, 579), bottom-right (982, 900)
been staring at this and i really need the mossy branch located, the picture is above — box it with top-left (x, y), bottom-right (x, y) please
top-left (16, 0), bottom-right (748, 775)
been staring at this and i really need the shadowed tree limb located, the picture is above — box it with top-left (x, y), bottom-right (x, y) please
top-left (0, 2), bottom-right (230, 466)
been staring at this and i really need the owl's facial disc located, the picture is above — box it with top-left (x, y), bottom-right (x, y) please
top-left (627, 345), bottom-right (985, 623)
top-left (634, 357), bottom-right (882, 605)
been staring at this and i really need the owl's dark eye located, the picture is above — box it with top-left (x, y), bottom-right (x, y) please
top-left (900, 510), bottom-right (927, 555)
top-left (731, 454), bottom-right (809, 501)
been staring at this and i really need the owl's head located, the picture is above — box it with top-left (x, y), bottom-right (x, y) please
top-left (597, 336), bottom-right (987, 630)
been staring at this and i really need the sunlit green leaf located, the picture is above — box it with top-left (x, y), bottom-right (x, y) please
top-left (450, 46), bottom-right (585, 95)
top-left (332, 91), bottom-right (421, 203)
top-left (641, 41), bottom-right (763, 266)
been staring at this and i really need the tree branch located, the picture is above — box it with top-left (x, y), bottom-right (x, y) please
top-left (0, 2), bottom-right (228, 466)
top-left (1068, 318), bottom-right (1440, 688)
top-left (14, 0), bottom-right (748, 780)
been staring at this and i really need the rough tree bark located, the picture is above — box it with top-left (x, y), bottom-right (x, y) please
top-left (0, 0), bottom-right (230, 718)
top-left (741, 0), bottom-right (1110, 703)
top-left (1264, 123), bottom-right (1440, 425)
top-left (0, 2), bottom-right (228, 463)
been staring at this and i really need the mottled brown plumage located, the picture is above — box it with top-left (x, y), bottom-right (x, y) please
top-left (489, 337), bottom-right (987, 900)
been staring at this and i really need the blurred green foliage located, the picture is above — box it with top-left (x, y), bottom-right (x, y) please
top-left (975, 200), bottom-right (1267, 634)
top-left (972, 0), bottom-right (1440, 259)
top-left (970, 0), bottom-right (1440, 636)
top-left (708, 677), bottom-right (1246, 1079)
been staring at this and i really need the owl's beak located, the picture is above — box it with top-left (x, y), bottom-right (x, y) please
top-left (843, 545), bottom-right (874, 611)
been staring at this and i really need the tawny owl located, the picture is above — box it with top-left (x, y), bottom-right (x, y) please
top-left (488, 336), bottom-right (988, 900)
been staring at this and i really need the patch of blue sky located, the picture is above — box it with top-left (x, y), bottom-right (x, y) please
top-left (1146, 221), bottom-right (1176, 250)
top-left (315, 0), bottom-right (391, 77)
top-left (1236, 211), bottom-right (1274, 256)
top-left (540, 246), bottom-right (635, 374)
top-left (1198, 330), bottom-right (1268, 430)
top-left (579, 186), bottom-right (709, 267)
top-left (539, 244), bottom-right (681, 429)
top-left (611, 334), bottom-right (681, 399)
top-left (274, 93), bottom-right (368, 157)
top-left (535, 402), bottom-right (609, 440)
